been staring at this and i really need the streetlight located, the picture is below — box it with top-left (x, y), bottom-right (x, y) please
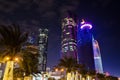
top-left (55, 68), bottom-right (58, 72)
top-left (6, 56), bottom-right (10, 61)
top-left (14, 57), bottom-right (19, 62)
top-left (60, 68), bottom-right (64, 72)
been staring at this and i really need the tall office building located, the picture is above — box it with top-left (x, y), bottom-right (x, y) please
top-left (61, 15), bottom-right (78, 60)
top-left (38, 29), bottom-right (48, 72)
top-left (92, 38), bottom-right (103, 73)
top-left (77, 19), bottom-right (95, 71)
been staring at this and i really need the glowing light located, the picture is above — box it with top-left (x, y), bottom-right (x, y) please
top-left (14, 57), bottom-right (19, 62)
top-left (66, 32), bottom-right (70, 35)
top-left (118, 77), bottom-right (120, 80)
top-left (105, 72), bottom-right (110, 76)
top-left (55, 68), bottom-right (58, 72)
top-left (81, 23), bottom-right (92, 29)
top-left (60, 68), bottom-right (64, 72)
top-left (6, 57), bottom-right (10, 61)
top-left (81, 19), bottom-right (85, 24)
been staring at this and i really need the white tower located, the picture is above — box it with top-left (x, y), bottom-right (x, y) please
top-left (92, 37), bottom-right (103, 73)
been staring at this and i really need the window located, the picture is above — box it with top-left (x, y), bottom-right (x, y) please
top-left (68, 25), bottom-right (72, 28)
top-left (64, 46), bottom-right (68, 52)
top-left (66, 32), bottom-right (70, 35)
top-left (70, 46), bottom-right (74, 51)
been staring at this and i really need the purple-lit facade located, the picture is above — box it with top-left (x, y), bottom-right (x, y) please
top-left (77, 20), bottom-right (95, 71)
top-left (61, 17), bottom-right (78, 60)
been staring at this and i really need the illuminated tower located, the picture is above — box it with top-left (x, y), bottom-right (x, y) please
top-left (61, 15), bottom-right (78, 60)
top-left (27, 33), bottom-right (36, 44)
top-left (77, 19), bottom-right (95, 70)
top-left (92, 38), bottom-right (103, 73)
top-left (38, 29), bottom-right (48, 72)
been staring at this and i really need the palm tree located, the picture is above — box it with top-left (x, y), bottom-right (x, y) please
top-left (13, 68), bottom-right (24, 80)
top-left (58, 56), bottom-right (78, 73)
top-left (0, 24), bottom-right (28, 80)
top-left (21, 45), bottom-right (39, 76)
top-left (86, 70), bottom-right (96, 80)
top-left (58, 56), bottom-right (78, 80)
top-left (13, 44), bottom-right (39, 80)
top-left (77, 64), bottom-right (87, 80)
top-left (105, 75), bottom-right (118, 80)
top-left (96, 73), bottom-right (106, 80)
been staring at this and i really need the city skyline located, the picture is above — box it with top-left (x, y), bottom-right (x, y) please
top-left (0, 0), bottom-right (119, 77)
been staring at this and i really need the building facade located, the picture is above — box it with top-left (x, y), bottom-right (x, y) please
top-left (38, 29), bottom-right (48, 72)
top-left (77, 20), bottom-right (95, 71)
top-left (92, 38), bottom-right (103, 73)
top-left (61, 16), bottom-right (78, 60)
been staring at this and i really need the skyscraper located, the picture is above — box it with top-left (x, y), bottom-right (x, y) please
top-left (92, 38), bottom-right (103, 73)
top-left (77, 20), bottom-right (95, 71)
top-left (61, 15), bottom-right (78, 60)
top-left (38, 29), bottom-right (48, 72)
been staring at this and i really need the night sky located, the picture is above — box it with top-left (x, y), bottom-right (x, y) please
top-left (0, 0), bottom-right (120, 77)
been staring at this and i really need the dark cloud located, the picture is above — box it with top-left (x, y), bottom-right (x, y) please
top-left (57, 0), bottom-right (80, 17)
top-left (0, 19), bottom-right (12, 25)
top-left (0, 0), bottom-right (80, 20)
top-left (34, 0), bottom-right (55, 13)
top-left (91, 0), bottom-right (112, 8)
top-left (34, 0), bottom-right (54, 8)
top-left (31, 20), bottom-right (40, 25)
top-left (0, 0), bottom-right (19, 12)
top-left (18, 0), bottom-right (33, 4)
top-left (16, 20), bottom-right (41, 30)
top-left (40, 11), bottom-right (57, 22)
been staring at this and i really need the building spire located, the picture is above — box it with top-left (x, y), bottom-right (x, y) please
top-left (81, 19), bottom-right (85, 24)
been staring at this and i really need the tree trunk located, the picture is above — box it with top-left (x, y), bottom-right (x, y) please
top-left (3, 61), bottom-right (14, 80)
top-left (67, 72), bottom-right (71, 80)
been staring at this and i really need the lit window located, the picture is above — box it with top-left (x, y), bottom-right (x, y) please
top-left (69, 42), bottom-right (73, 44)
top-left (64, 46), bottom-right (68, 52)
top-left (40, 34), bottom-right (44, 36)
top-left (62, 43), bottom-right (68, 47)
top-left (68, 25), bottom-right (72, 28)
top-left (66, 32), bottom-right (70, 35)
top-left (69, 42), bottom-right (77, 46)
top-left (70, 46), bottom-right (74, 51)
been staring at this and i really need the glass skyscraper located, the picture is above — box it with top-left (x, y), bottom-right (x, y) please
top-left (92, 38), bottom-right (103, 73)
top-left (61, 15), bottom-right (78, 60)
top-left (77, 20), bottom-right (95, 71)
top-left (38, 29), bottom-right (48, 72)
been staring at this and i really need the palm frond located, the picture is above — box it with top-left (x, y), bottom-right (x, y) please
top-left (0, 24), bottom-right (28, 59)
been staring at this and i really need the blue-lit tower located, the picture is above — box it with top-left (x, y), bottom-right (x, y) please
top-left (92, 38), bottom-right (103, 73)
top-left (77, 19), bottom-right (95, 71)
top-left (38, 29), bottom-right (48, 72)
top-left (27, 33), bottom-right (36, 44)
top-left (61, 15), bottom-right (78, 60)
